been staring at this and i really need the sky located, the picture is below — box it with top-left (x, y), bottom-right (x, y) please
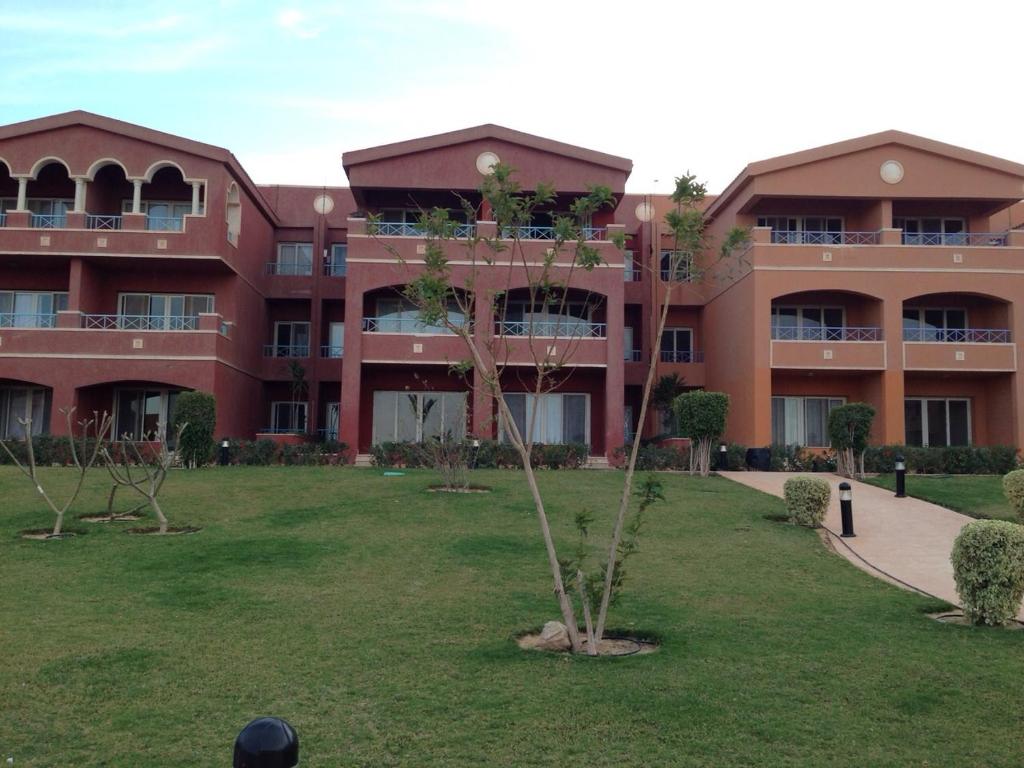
top-left (1, 0), bottom-right (1022, 194)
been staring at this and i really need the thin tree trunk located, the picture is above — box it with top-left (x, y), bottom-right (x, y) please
top-left (577, 570), bottom-right (597, 656)
top-left (151, 496), bottom-right (168, 534)
top-left (594, 288), bottom-right (673, 642)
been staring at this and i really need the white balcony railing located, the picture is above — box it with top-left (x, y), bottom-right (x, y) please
top-left (30, 214), bottom-right (67, 229)
top-left (86, 214), bottom-right (122, 230)
top-left (903, 327), bottom-right (1011, 343)
top-left (0, 312), bottom-right (57, 328)
top-left (771, 326), bottom-right (883, 342)
top-left (263, 344), bottom-right (310, 357)
top-left (267, 262), bottom-right (313, 276)
top-left (82, 314), bottom-right (200, 331)
top-left (902, 232), bottom-right (1008, 247)
top-left (501, 225), bottom-right (606, 241)
top-left (146, 216), bottom-right (184, 232)
top-left (660, 350), bottom-right (704, 363)
top-left (323, 259), bottom-right (346, 277)
top-left (320, 345), bottom-right (344, 358)
top-left (770, 230), bottom-right (880, 245)
top-left (496, 320), bottom-right (607, 338)
top-left (372, 221), bottom-right (475, 238)
top-left (361, 317), bottom-right (456, 334)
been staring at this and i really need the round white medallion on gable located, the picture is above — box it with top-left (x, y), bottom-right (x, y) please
top-left (635, 201), bottom-right (655, 223)
top-left (879, 160), bottom-right (904, 185)
top-left (476, 151), bottom-right (500, 175)
top-left (312, 194), bottom-right (334, 214)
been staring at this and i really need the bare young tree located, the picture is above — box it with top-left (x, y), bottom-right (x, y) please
top-left (101, 423), bottom-right (187, 534)
top-left (371, 166), bottom-right (748, 653)
top-left (0, 408), bottom-right (112, 537)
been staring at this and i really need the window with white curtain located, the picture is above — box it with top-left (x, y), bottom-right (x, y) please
top-left (501, 392), bottom-right (589, 445)
top-left (771, 396), bottom-right (845, 446)
top-left (0, 387), bottom-right (51, 438)
top-left (275, 242), bottom-right (314, 275)
top-left (118, 293), bottom-right (213, 329)
top-left (0, 291), bottom-right (68, 327)
top-left (114, 389), bottom-right (180, 441)
top-left (372, 392), bottom-right (467, 443)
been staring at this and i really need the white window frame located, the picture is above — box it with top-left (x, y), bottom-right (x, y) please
top-left (0, 386), bottom-right (51, 438)
top-left (771, 396), bottom-right (846, 447)
top-left (272, 321), bottom-right (311, 356)
top-left (328, 243), bottom-right (347, 276)
top-left (659, 249), bottom-right (693, 281)
top-left (904, 397), bottom-right (971, 447)
top-left (113, 388), bottom-right (179, 441)
top-left (275, 242), bottom-right (314, 276)
top-left (0, 291), bottom-right (68, 327)
top-left (324, 402), bottom-right (340, 441)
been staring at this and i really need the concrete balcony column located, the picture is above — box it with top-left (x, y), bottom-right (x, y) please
top-left (14, 176), bottom-right (27, 211)
top-left (131, 178), bottom-right (143, 214)
top-left (191, 182), bottom-right (202, 215)
top-left (73, 177), bottom-right (87, 213)
top-left (880, 228), bottom-right (902, 246)
top-left (56, 310), bottom-right (82, 329)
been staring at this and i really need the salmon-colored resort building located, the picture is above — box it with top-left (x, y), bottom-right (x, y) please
top-left (2, 111), bottom-right (1023, 461)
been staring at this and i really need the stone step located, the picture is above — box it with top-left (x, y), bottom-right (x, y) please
top-left (585, 456), bottom-right (611, 470)
top-left (354, 453), bottom-right (374, 468)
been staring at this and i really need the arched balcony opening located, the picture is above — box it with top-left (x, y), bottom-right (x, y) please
top-left (25, 161), bottom-right (74, 228)
top-left (0, 161), bottom-right (16, 225)
top-left (77, 380), bottom-right (187, 443)
top-left (361, 285), bottom-right (470, 335)
top-left (0, 379), bottom-right (52, 439)
top-left (901, 292), bottom-right (1011, 343)
top-left (771, 289), bottom-right (883, 342)
top-left (85, 162), bottom-right (131, 230)
top-left (138, 165), bottom-right (200, 231)
top-left (495, 286), bottom-right (607, 339)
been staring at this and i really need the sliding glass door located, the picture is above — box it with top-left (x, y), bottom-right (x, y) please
top-left (904, 398), bottom-right (970, 446)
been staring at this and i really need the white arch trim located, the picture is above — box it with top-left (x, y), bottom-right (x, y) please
top-left (85, 157), bottom-right (130, 181)
top-left (143, 160), bottom-right (190, 183)
top-left (0, 157), bottom-right (11, 175)
top-left (28, 156), bottom-right (72, 179)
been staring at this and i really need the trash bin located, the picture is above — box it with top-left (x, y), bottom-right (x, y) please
top-left (745, 447), bottom-right (771, 471)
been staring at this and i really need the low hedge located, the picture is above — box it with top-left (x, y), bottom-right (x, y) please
top-left (226, 439), bottom-right (348, 466)
top-left (1002, 470), bottom-right (1024, 522)
top-left (0, 436), bottom-right (161, 467)
top-left (951, 519), bottom-right (1024, 625)
top-left (370, 440), bottom-right (588, 470)
top-left (783, 476), bottom-right (831, 527)
top-left (863, 445), bottom-right (1018, 475)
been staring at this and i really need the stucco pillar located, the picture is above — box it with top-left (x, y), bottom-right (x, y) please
top-left (603, 272), bottom-right (625, 459)
top-left (15, 177), bottom-right (27, 210)
top-left (339, 284), bottom-right (363, 455)
top-left (191, 182), bottom-right (202, 215)
top-left (1010, 302), bottom-right (1024, 450)
top-left (48, 381), bottom-right (79, 436)
top-left (131, 179), bottom-right (143, 214)
top-left (879, 295), bottom-right (906, 444)
top-left (471, 282), bottom-right (495, 439)
top-left (73, 178), bottom-right (86, 213)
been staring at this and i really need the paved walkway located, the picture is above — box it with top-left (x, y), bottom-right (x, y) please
top-left (720, 472), bottom-right (1024, 620)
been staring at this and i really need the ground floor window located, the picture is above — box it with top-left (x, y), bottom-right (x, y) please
top-left (372, 391), bottom-right (467, 443)
top-left (271, 401), bottom-right (308, 433)
top-left (624, 404), bottom-right (635, 442)
top-left (114, 389), bottom-right (180, 441)
top-left (0, 387), bottom-right (50, 438)
top-left (771, 396), bottom-right (845, 447)
top-left (904, 398), bottom-right (970, 447)
top-left (323, 402), bottom-right (340, 441)
top-left (501, 392), bottom-right (589, 445)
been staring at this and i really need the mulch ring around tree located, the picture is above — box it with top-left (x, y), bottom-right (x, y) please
top-left (125, 526), bottom-right (202, 536)
top-left (517, 633), bottom-right (660, 657)
top-left (929, 611), bottom-right (1024, 630)
top-left (19, 529), bottom-right (85, 541)
top-left (426, 485), bottom-right (492, 494)
top-left (78, 513), bottom-right (143, 523)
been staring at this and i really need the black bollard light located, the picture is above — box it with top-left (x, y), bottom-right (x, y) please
top-left (894, 454), bottom-right (906, 498)
top-left (219, 439), bottom-right (230, 467)
top-left (839, 481), bottom-right (855, 538)
top-left (717, 443), bottom-right (728, 471)
top-left (233, 717), bottom-right (298, 768)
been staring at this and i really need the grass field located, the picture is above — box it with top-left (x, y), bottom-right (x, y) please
top-left (865, 473), bottom-right (1014, 521)
top-left (2, 466), bottom-right (1023, 767)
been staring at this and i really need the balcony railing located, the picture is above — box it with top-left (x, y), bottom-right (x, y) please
top-left (320, 345), bottom-right (344, 358)
top-left (0, 312), bottom-right (57, 328)
top-left (267, 262), bottom-right (313, 276)
top-left (903, 327), bottom-right (1011, 343)
top-left (624, 266), bottom-right (642, 282)
top-left (146, 216), bottom-right (184, 232)
top-left (323, 260), bottom-right (347, 277)
top-left (772, 326), bottom-right (883, 342)
top-left (501, 225), bottom-right (606, 241)
top-left (372, 221), bottom-right (476, 238)
top-left (361, 317), bottom-right (456, 334)
top-left (86, 214), bottom-right (122, 230)
top-left (30, 214), bottom-right (67, 229)
top-left (0, 213), bottom-right (6, 227)
top-left (263, 344), bottom-right (310, 357)
top-left (625, 349), bottom-right (642, 362)
top-left (82, 314), bottom-right (200, 330)
top-left (496, 320), bottom-right (607, 338)
top-left (901, 232), bottom-right (1008, 247)
top-left (660, 350), bottom-right (705, 363)
top-left (770, 230), bottom-right (880, 246)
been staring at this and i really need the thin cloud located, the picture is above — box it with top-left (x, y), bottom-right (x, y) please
top-left (276, 7), bottom-right (320, 39)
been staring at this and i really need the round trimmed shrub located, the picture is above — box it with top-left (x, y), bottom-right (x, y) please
top-left (1002, 469), bottom-right (1024, 522)
top-left (950, 520), bottom-right (1024, 626)
top-left (783, 476), bottom-right (831, 528)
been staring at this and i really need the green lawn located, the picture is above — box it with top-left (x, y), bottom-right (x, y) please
top-left (865, 473), bottom-right (1014, 521)
top-left (2, 466), bottom-right (1023, 767)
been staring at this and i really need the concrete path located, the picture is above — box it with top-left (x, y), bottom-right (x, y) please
top-left (720, 472), bottom-right (1023, 619)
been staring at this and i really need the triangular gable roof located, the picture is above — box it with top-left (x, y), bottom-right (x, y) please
top-left (0, 110), bottom-right (278, 223)
top-left (706, 130), bottom-right (1024, 218)
top-left (343, 123), bottom-right (633, 175)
